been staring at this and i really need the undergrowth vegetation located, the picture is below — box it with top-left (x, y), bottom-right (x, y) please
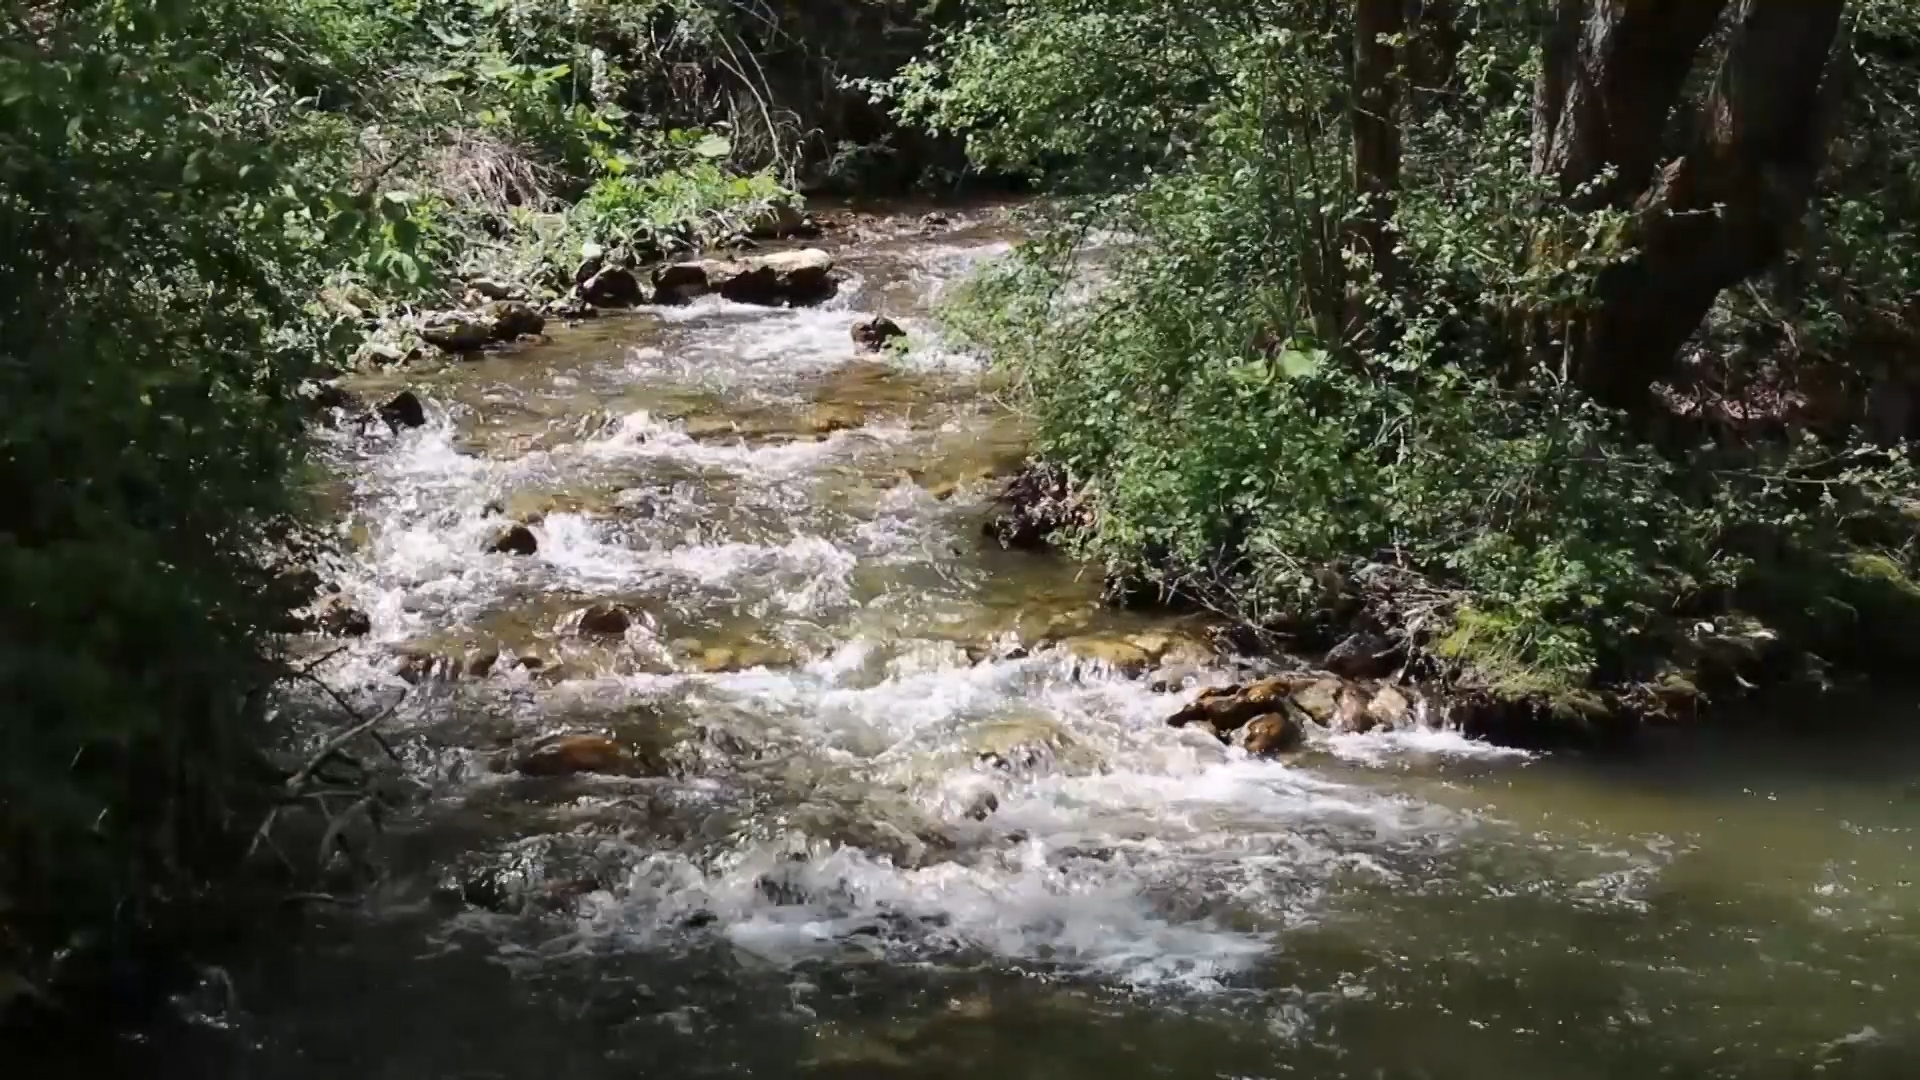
top-left (910, 0), bottom-right (1920, 716)
top-left (1, 0), bottom-right (949, 1015)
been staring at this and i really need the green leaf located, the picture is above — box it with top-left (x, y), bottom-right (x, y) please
top-left (692, 134), bottom-right (732, 160)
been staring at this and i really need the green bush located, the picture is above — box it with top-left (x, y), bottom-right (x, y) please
top-left (916, 1), bottom-right (1920, 713)
top-left (0, 0), bottom-right (357, 989)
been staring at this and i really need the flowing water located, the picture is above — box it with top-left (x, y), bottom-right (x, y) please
top-left (87, 208), bottom-right (1920, 1077)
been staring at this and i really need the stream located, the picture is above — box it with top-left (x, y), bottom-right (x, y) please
top-left (79, 206), bottom-right (1920, 1077)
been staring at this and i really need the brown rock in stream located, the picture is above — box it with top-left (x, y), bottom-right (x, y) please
top-left (1167, 676), bottom-right (1301, 733)
top-left (1290, 678), bottom-right (1344, 724)
top-left (1331, 683), bottom-right (1375, 734)
top-left (514, 734), bottom-right (647, 778)
top-left (1239, 713), bottom-right (1305, 757)
top-left (1367, 685), bottom-right (1412, 730)
top-left (722, 249), bottom-right (838, 306)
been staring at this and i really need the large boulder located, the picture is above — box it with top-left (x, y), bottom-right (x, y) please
top-left (721, 249), bottom-right (838, 306)
top-left (1330, 683), bottom-right (1376, 734)
top-left (1367, 685), bottom-right (1412, 730)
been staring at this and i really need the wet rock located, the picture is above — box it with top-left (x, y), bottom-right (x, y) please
top-left (1290, 678), bottom-right (1344, 724)
top-left (500, 489), bottom-right (616, 525)
top-left (420, 313), bottom-right (492, 353)
top-left (1367, 685), bottom-right (1412, 730)
top-left (984, 462), bottom-right (1084, 552)
top-left (377, 389), bottom-right (427, 430)
top-left (575, 602), bottom-right (635, 637)
top-left (466, 645), bottom-right (501, 678)
top-left (514, 734), bottom-right (646, 778)
top-left (488, 524), bottom-right (539, 556)
top-left (696, 644), bottom-right (794, 672)
top-left (1331, 682), bottom-right (1376, 734)
top-left (483, 299), bottom-right (545, 341)
top-left (920, 211), bottom-right (953, 231)
top-left (1238, 712), bottom-right (1305, 756)
top-left (1168, 676), bottom-right (1305, 733)
top-left (1063, 634), bottom-right (1153, 674)
top-left (580, 266), bottom-right (644, 308)
top-left (973, 715), bottom-right (1078, 775)
top-left (1323, 630), bottom-right (1400, 678)
top-left (685, 249), bottom-right (837, 307)
top-left (1127, 630), bottom-right (1216, 667)
top-left (315, 594), bottom-right (371, 638)
top-left (652, 261), bottom-right (714, 304)
top-left (852, 315), bottom-right (907, 352)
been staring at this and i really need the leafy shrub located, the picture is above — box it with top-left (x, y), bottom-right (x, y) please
top-left (917, 1), bottom-right (1920, 712)
top-left (0, 0), bottom-right (357, 990)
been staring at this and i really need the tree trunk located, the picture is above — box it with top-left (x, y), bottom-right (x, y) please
top-left (1353, 0), bottom-right (1408, 291)
top-left (1579, 0), bottom-right (1847, 411)
top-left (1533, 0), bottom-right (1730, 209)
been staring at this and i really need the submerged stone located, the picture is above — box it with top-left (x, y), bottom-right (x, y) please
top-left (514, 734), bottom-right (646, 778)
top-left (488, 524), bottom-right (538, 556)
top-left (575, 602), bottom-right (635, 637)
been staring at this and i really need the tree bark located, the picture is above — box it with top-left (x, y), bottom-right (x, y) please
top-left (1532, 0), bottom-right (1730, 209)
top-left (1580, 0), bottom-right (1847, 411)
top-left (1353, 0), bottom-right (1408, 290)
